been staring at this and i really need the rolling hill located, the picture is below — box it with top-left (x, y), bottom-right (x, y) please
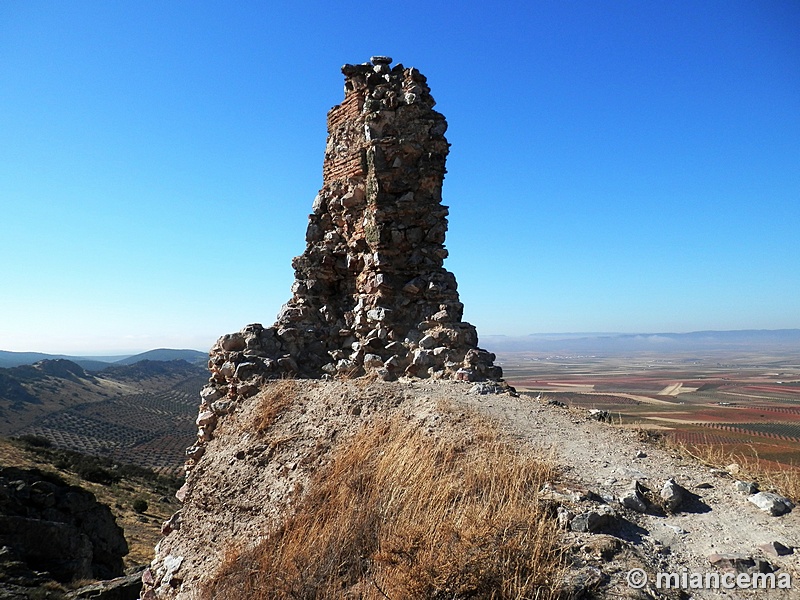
top-left (0, 348), bottom-right (207, 370)
top-left (0, 358), bottom-right (207, 475)
top-left (113, 349), bottom-right (208, 366)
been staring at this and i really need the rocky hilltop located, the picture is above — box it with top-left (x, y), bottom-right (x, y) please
top-left (145, 376), bottom-right (800, 599)
top-left (141, 58), bottom-right (800, 600)
top-left (142, 56), bottom-right (508, 599)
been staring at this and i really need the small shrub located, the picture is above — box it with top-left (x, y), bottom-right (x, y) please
top-left (74, 462), bottom-right (118, 484)
top-left (252, 380), bottom-right (296, 435)
top-left (16, 434), bottom-right (53, 448)
top-left (132, 498), bottom-right (149, 514)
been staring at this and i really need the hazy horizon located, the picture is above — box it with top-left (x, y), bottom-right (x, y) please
top-left (2, 327), bottom-right (798, 357)
top-left (2, 2), bottom-right (798, 354)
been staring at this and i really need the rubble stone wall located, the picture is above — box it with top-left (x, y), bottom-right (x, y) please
top-left (176, 55), bottom-right (503, 513)
top-left (182, 56), bottom-right (503, 480)
top-left (205, 56), bottom-right (500, 397)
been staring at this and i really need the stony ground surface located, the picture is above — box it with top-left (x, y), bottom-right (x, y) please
top-left (148, 379), bottom-right (800, 599)
top-left (458, 389), bottom-right (800, 599)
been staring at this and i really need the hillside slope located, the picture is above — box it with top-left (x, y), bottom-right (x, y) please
top-left (0, 435), bottom-right (183, 565)
top-left (0, 359), bottom-right (132, 435)
top-left (144, 379), bottom-right (800, 599)
top-left (0, 359), bottom-right (206, 475)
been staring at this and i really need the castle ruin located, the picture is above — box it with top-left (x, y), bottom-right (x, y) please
top-left (204, 56), bottom-right (500, 403)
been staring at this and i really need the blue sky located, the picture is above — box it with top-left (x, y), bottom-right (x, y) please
top-left (1, 1), bottom-right (798, 354)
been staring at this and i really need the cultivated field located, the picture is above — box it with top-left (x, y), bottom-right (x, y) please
top-left (498, 349), bottom-right (800, 468)
top-left (17, 374), bottom-right (204, 475)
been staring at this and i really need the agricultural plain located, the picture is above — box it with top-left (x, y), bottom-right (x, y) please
top-left (498, 349), bottom-right (800, 468)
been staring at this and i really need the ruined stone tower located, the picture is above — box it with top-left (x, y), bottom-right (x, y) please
top-left (143, 59), bottom-right (507, 598)
top-left (206, 56), bottom-right (500, 395)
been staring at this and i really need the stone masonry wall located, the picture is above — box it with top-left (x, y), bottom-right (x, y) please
top-left (201, 56), bottom-right (500, 403)
top-left (190, 56), bottom-right (504, 475)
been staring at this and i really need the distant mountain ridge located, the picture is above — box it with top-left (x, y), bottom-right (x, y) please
top-left (0, 348), bottom-right (207, 370)
top-left (100, 359), bottom-right (209, 382)
top-left (4, 332), bottom-right (798, 365)
top-left (482, 328), bottom-right (800, 354)
top-left (113, 349), bottom-right (208, 366)
top-left (0, 358), bottom-right (206, 411)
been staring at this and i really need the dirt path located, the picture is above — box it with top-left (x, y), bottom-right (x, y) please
top-left (458, 390), bottom-right (800, 599)
top-left (659, 383), bottom-right (684, 396)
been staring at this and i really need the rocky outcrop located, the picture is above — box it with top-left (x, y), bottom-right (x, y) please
top-left (204, 55), bottom-right (500, 402)
top-left (0, 466), bottom-right (128, 583)
top-left (67, 572), bottom-right (143, 600)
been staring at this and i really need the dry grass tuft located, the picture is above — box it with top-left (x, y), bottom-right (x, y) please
top-left (204, 416), bottom-right (565, 599)
top-left (669, 437), bottom-right (800, 501)
top-left (252, 380), bottom-right (297, 435)
top-left (762, 467), bottom-right (800, 501)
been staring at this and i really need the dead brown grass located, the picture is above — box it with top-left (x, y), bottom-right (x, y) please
top-left (252, 379), bottom-right (297, 435)
top-left (203, 416), bottom-right (565, 599)
top-left (669, 438), bottom-right (800, 501)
